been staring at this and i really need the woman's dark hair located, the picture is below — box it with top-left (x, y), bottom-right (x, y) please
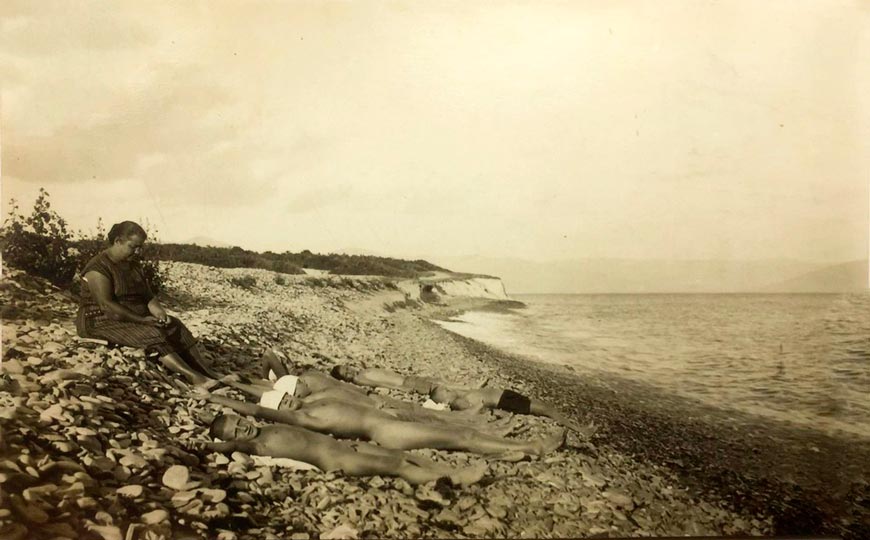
top-left (107, 221), bottom-right (147, 245)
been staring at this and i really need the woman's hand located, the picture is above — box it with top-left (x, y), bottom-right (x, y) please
top-left (141, 315), bottom-right (163, 326)
top-left (147, 299), bottom-right (171, 326)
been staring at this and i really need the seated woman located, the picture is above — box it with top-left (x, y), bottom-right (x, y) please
top-left (197, 414), bottom-right (488, 486)
top-left (75, 221), bottom-right (216, 387)
top-left (330, 364), bottom-right (487, 395)
top-left (429, 385), bottom-right (594, 437)
top-left (203, 391), bottom-right (565, 458)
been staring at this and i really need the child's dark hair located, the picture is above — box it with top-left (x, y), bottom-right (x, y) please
top-left (209, 415), bottom-right (230, 439)
top-left (330, 365), bottom-right (343, 380)
top-left (107, 221), bottom-right (147, 244)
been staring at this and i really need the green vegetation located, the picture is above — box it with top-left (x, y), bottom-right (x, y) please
top-left (158, 243), bottom-right (304, 276)
top-left (2, 190), bottom-right (448, 294)
top-left (288, 250), bottom-right (445, 277)
top-left (158, 244), bottom-right (447, 278)
top-left (1, 189), bottom-right (163, 293)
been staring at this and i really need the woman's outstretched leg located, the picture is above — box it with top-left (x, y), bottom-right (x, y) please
top-left (184, 343), bottom-right (223, 379)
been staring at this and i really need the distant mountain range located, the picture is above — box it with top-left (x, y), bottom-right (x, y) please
top-left (427, 256), bottom-right (868, 294)
top-left (762, 260), bottom-right (868, 293)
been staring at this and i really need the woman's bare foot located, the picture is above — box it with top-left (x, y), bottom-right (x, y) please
top-left (193, 377), bottom-right (220, 390)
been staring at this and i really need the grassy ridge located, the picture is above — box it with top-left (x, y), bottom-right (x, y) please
top-left (157, 244), bottom-right (449, 278)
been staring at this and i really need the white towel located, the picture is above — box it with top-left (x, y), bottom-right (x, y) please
top-left (251, 455), bottom-right (320, 471)
top-left (259, 390), bottom-right (286, 410)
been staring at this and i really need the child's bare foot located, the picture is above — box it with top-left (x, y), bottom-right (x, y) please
top-left (487, 419), bottom-right (518, 438)
top-left (448, 462), bottom-right (488, 485)
top-left (568, 420), bottom-right (597, 439)
top-left (535, 429), bottom-right (566, 457)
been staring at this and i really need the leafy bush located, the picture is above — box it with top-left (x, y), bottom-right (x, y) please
top-left (158, 244), bottom-right (304, 275)
top-left (2, 189), bottom-right (165, 293)
top-left (230, 275), bottom-right (257, 289)
top-left (274, 275), bottom-right (287, 286)
top-left (1, 190), bottom-right (77, 286)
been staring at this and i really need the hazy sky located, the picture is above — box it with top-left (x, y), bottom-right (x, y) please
top-left (2, 0), bottom-right (868, 264)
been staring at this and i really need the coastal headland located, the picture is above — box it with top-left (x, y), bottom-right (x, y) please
top-left (1, 262), bottom-right (866, 539)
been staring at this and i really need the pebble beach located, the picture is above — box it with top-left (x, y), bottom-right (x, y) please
top-left (1, 261), bottom-right (866, 539)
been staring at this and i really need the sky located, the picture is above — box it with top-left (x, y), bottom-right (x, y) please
top-left (2, 0), bottom-right (868, 266)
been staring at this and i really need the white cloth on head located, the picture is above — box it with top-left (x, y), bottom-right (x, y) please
top-left (259, 390), bottom-right (287, 410)
top-left (274, 375), bottom-right (299, 396)
top-left (422, 399), bottom-right (450, 411)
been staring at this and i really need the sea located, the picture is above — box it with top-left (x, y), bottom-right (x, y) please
top-left (436, 293), bottom-right (870, 440)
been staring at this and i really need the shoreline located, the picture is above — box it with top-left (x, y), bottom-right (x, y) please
top-left (430, 318), bottom-right (870, 539)
top-left (1, 262), bottom-right (866, 539)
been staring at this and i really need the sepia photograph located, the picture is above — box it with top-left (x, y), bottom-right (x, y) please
top-left (1, 1), bottom-right (868, 539)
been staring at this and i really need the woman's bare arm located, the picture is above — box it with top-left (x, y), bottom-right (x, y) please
top-left (86, 271), bottom-right (159, 325)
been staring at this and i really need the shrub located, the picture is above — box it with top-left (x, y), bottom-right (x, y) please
top-left (230, 275), bottom-right (257, 289)
top-left (1, 190), bottom-right (165, 294)
top-left (303, 277), bottom-right (328, 288)
top-left (274, 275), bottom-right (287, 286)
top-left (2, 189), bottom-right (78, 287)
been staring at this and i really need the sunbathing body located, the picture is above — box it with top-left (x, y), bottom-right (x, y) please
top-left (256, 349), bottom-right (368, 396)
top-left (429, 385), bottom-right (592, 436)
top-left (227, 350), bottom-right (498, 428)
top-left (225, 375), bottom-right (513, 434)
top-left (199, 415), bottom-right (487, 486)
top-left (330, 365), bottom-right (485, 395)
top-left (205, 392), bottom-right (565, 457)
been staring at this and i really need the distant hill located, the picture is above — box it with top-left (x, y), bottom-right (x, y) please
top-left (761, 260), bottom-right (868, 292)
top-left (428, 255), bottom-right (865, 294)
top-left (183, 236), bottom-right (232, 248)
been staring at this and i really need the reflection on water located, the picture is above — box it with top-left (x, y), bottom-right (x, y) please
top-left (436, 293), bottom-right (870, 438)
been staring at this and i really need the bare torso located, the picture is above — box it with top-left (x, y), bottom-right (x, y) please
top-left (352, 368), bottom-right (407, 389)
top-left (448, 388), bottom-right (503, 410)
top-left (287, 398), bottom-right (394, 439)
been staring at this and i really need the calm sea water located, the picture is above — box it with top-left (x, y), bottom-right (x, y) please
top-left (436, 293), bottom-right (870, 439)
